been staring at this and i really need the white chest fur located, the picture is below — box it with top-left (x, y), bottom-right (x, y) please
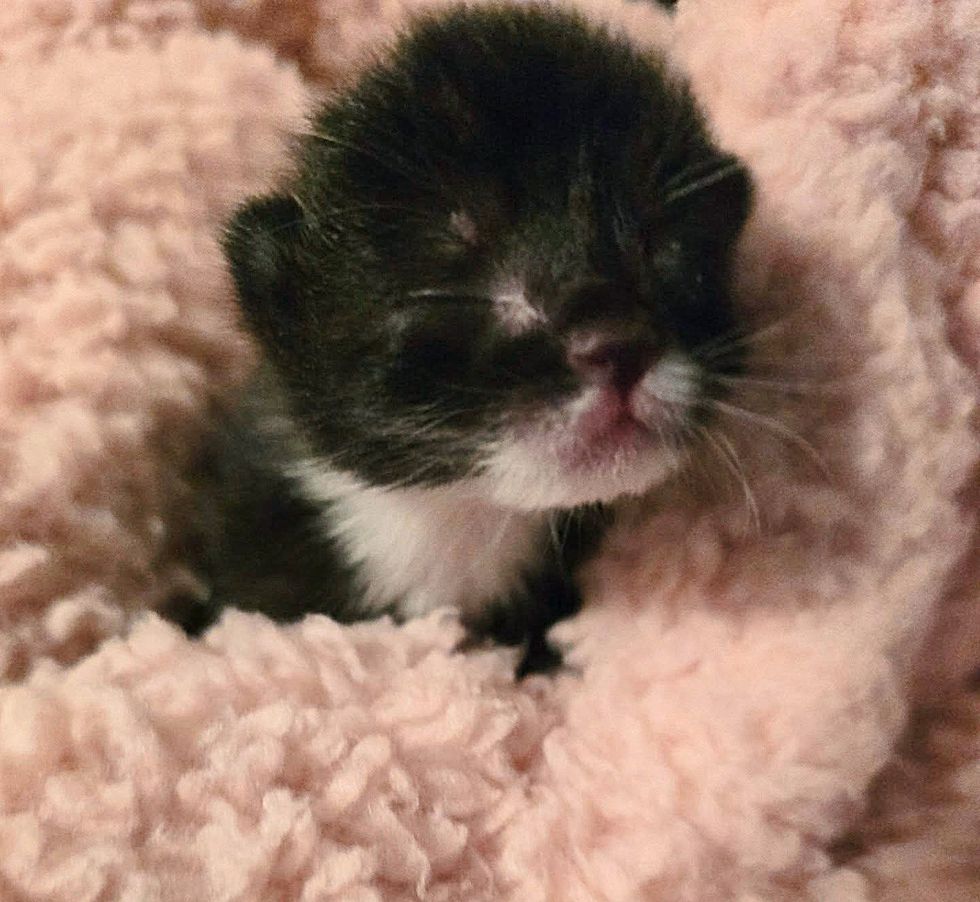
top-left (290, 462), bottom-right (549, 618)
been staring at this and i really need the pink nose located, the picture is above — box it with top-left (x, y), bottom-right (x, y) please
top-left (565, 329), bottom-right (658, 393)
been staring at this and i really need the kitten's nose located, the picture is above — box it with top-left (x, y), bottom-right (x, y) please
top-left (566, 326), bottom-right (659, 393)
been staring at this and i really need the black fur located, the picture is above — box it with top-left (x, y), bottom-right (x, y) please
top-left (170, 3), bottom-right (752, 674)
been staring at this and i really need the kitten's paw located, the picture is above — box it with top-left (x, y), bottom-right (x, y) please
top-left (160, 590), bottom-right (219, 637)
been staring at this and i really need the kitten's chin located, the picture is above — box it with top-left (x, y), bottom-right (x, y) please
top-left (477, 431), bottom-right (682, 511)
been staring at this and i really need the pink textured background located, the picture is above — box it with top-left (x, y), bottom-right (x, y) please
top-left (0, 1), bottom-right (976, 899)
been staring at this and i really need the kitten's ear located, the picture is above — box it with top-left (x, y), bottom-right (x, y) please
top-left (222, 194), bottom-right (305, 319)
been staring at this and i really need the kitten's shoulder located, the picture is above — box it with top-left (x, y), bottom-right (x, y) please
top-left (171, 365), bottom-right (364, 631)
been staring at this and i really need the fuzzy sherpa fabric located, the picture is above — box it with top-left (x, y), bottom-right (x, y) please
top-left (0, 0), bottom-right (977, 899)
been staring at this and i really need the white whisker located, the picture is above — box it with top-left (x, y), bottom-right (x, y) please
top-left (709, 399), bottom-right (831, 480)
top-left (664, 158), bottom-right (745, 205)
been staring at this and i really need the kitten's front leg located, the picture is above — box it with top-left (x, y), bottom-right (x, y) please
top-left (458, 572), bottom-right (582, 676)
top-left (460, 506), bottom-right (608, 676)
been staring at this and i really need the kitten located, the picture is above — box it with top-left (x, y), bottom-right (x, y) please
top-left (171, 3), bottom-right (752, 674)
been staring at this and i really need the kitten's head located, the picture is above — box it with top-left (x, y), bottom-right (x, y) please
top-left (225, 4), bottom-right (752, 510)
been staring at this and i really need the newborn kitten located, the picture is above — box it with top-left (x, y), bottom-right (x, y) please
top-left (174, 3), bottom-right (752, 674)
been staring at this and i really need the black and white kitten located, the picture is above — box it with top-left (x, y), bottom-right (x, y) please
top-left (173, 3), bottom-right (752, 674)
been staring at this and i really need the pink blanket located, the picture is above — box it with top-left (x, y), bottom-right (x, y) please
top-left (0, 0), bottom-right (977, 898)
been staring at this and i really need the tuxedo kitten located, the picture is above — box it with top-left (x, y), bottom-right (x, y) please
top-left (173, 3), bottom-right (752, 674)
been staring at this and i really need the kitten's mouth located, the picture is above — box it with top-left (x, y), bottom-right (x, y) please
top-left (479, 351), bottom-right (700, 510)
top-left (561, 385), bottom-right (654, 467)
top-left (555, 331), bottom-right (699, 470)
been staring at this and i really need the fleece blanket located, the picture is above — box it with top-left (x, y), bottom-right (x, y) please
top-left (0, 0), bottom-right (977, 899)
